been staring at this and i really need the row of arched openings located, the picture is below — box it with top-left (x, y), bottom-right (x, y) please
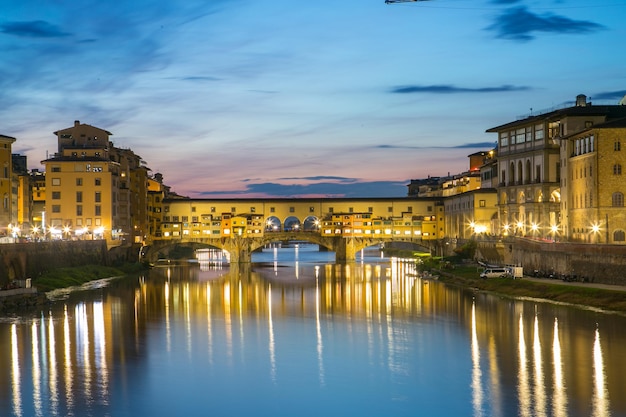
top-left (265, 216), bottom-right (320, 232)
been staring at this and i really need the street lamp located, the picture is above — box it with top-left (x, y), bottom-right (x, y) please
top-left (94, 227), bottom-right (105, 240)
top-left (550, 225), bottom-right (558, 241)
top-left (530, 223), bottom-right (539, 238)
top-left (63, 225), bottom-right (71, 240)
top-left (591, 223), bottom-right (601, 243)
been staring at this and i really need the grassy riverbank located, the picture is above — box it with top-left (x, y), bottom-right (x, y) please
top-left (436, 264), bottom-right (626, 313)
top-left (35, 263), bottom-right (146, 292)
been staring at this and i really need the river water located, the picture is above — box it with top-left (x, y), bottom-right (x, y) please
top-left (1, 244), bottom-right (625, 417)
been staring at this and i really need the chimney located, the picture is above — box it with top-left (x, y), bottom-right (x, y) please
top-left (74, 120), bottom-right (80, 126)
top-left (575, 94), bottom-right (587, 107)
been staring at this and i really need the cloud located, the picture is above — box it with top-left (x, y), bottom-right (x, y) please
top-left (592, 90), bottom-right (626, 101)
top-left (486, 6), bottom-right (605, 42)
top-left (454, 142), bottom-right (497, 149)
top-left (196, 180), bottom-right (410, 198)
top-left (375, 141), bottom-right (496, 150)
top-left (390, 84), bottom-right (530, 94)
top-left (178, 76), bottom-right (221, 82)
top-left (276, 176), bottom-right (358, 183)
top-left (0, 20), bottom-right (71, 38)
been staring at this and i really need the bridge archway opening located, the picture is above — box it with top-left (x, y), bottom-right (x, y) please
top-left (147, 241), bottom-right (227, 262)
top-left (284, 216), bottom-right (301, 232)
top-left (265, 216), bottom-right (281, 232)
top-left (303, 216), bottom-right (320, 232)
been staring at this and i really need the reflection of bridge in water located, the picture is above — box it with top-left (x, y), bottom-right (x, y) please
top-left (145, 197), bottom-right (444, 263)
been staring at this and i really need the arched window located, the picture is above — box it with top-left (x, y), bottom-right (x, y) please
top-left (517, 161), bottom-right (523, 184)
top-left (525, 160), bottom-right (531, 184)
top-left (614, 230), bottom-right (626, 242)
top-left (612, 192), bottom-right (624, 207)
top-left (509, 162), bottom-right (515, 185)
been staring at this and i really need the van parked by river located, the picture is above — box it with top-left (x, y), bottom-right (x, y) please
top-left (480, 267), bottom-right (509, 279)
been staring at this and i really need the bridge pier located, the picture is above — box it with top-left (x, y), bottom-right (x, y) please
top-left (222, 236), bottom-right (253, 264)
top-left (335, 238), bottom-right (357, 263)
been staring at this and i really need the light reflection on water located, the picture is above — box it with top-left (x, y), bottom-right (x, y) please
top-left (0, 244), bottom-right (625, 417)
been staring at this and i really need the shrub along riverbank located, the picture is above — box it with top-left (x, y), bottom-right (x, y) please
top-left (34, 263), bottom-right (147, 292)
top-left (433, 264), bottom-right (626, 313)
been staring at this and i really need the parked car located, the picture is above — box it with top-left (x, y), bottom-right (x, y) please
top-left (480, 267), bottom-right (509, 279)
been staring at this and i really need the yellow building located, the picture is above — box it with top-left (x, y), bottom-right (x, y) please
top-left (41, 120), bottom-right (148, 243)
top-left (147, 175), bottom-right (165, 238)
top-left (0, 134), bottom-right (16, 233)
top-left (562, 118), bottom-right (626, 243)
top-left (488, 94), bottom-right (626, 239)
top-left (110, 147), bottom-right (150, 243)
top-left (443, 188), bottom-right (498, 240)
top-left (158, 198), bottom-right (444, 241)
top-left (30, 170), bottom-right (46, 235)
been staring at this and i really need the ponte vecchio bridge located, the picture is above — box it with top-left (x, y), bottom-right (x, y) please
top-left (144, 197), bottom-right (444, 263)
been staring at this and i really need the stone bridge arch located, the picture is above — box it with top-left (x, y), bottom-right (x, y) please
top-left (143, 241), bottom-right (226, 263)
top-left (143, 234), bottom-right (435, 264)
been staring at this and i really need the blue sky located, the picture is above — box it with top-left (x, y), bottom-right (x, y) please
top-left (1, 0), bottom-right (625, 198)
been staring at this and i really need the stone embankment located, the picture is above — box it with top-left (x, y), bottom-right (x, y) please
top-left (475, 237), bottom-right (626, 285)
top-left (0, 288), bottom-right (48, 313)
top-left (0, 240), bottom-right (140, 314)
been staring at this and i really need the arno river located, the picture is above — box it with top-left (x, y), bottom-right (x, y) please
top-left (1, 244), bottom-right (625, 417)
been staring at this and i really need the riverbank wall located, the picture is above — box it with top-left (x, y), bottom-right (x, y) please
top-left (475, 238), bottom-right (626, 285)
top-left (0, 240), bottom-right (109, 286)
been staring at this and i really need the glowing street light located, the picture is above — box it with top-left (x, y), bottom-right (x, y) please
top-left (94, 227), bottom-right (105, 239)
top-left (590, 223), bottom-right (601, 243)
top-left (550, 225), bottom-right (559, 241)
top-left (530, 223), bottom-right (539, 237)
top-left (474, 224), bottom-right (487, 234)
